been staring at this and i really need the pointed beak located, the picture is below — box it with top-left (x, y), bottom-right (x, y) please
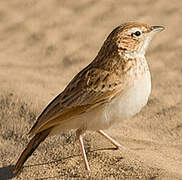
top-left (151, 26), bottom-right (165, 33)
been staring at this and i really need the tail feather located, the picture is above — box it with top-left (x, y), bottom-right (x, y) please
top-left (13, 128), bottom-right (51, 175)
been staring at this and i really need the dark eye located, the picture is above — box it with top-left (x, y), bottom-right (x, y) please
top-left (133, 31), bottom-right (141, 36)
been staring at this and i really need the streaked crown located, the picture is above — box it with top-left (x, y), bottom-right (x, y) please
top-left (98, 22), bottom-right (164, 58)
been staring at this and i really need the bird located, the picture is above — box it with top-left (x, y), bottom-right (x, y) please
top-left (13, 22), bottom-right (164, 175)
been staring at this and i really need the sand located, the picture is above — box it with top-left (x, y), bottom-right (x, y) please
top-left (0, 0), bottom-right (182, 179)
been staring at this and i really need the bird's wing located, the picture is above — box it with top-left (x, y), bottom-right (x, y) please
top-left (29, 62), bottom-right (125, 136)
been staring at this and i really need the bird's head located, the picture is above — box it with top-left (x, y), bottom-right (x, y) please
top-left (101, 22), bottom-right (164, 58)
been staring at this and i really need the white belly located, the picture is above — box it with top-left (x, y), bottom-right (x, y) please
top-left (106, 72), bottom-right (151, 126)
top-left (85, 71), bottom-right (151, 131)
top-left (51, 71), bottom-right (151, 134)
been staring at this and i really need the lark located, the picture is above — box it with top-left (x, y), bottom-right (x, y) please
top-left (13, 22), bottom-right (164, 174)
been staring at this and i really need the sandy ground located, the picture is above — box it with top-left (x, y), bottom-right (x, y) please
top-left (0, 0), bottom-right (182, 179)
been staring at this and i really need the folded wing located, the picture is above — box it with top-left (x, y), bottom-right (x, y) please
top-left (29, 61), bottom-right (124, 136)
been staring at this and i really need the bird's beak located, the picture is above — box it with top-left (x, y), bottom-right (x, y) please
top-left (151, 26), bottom-right (165, 33)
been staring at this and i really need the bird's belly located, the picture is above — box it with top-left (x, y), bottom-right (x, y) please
top-left (83, 72), bottom-right (151, 131)
top-left (105, 72), bottom-right (151, 126)
top-left (51, 72), bottom-right (151, 133)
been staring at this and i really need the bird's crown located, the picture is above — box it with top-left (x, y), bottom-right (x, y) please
top-left (98, 22), bottom-right (164, 59)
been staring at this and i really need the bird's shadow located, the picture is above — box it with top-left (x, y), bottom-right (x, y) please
top-left (0, 147), bottom-right (120, 180)
top-left (26, 147), bottom-right (118, 168)
top-left (0, 165), bottom-right (15, 180)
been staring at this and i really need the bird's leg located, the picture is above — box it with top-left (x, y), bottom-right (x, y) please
top-left (97, 130), bottom-right (125, 149)
top-left (76, 129), bottom-right (90, 171)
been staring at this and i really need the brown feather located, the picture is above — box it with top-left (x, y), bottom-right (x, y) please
top-left (29, 63), bottom-right (125, 137)
top-left (28, 22), bottom-right (151, 137)
top-left (13, 128), bottom-right (51, 175)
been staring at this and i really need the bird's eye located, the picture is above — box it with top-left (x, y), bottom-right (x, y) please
top-left (133, 31), bottom-right (141, 36)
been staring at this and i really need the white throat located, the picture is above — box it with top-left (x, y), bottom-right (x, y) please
top-left (124, 51), bottom-right (145, 59)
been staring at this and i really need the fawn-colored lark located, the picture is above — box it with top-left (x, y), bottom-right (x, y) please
top-left (13, 22), bottom-right (164, 174)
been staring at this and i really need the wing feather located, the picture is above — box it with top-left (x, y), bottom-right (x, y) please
top-left (29, 61), bottom-right (124, 136)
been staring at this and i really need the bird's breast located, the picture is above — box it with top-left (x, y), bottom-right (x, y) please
top-left (105, 70), bottom-right (151, 124)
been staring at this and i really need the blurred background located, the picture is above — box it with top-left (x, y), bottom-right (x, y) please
top-left (0, 0), bottom-right (182, 179)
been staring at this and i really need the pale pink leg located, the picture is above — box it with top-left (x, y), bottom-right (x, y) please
top-left (76, 130), bottom-right (90, 171)
top-left (97, 130), bottom-right (125, 149)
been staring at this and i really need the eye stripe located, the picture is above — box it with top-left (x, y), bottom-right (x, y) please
top-left (125, 27), bottom-right (147, 35)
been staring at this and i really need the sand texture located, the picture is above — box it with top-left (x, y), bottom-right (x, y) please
top-left (0, 0), bottom-right (182, 179)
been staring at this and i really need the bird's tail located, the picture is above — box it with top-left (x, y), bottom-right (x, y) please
top-left (13, 128), bottom-right (51, 175)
